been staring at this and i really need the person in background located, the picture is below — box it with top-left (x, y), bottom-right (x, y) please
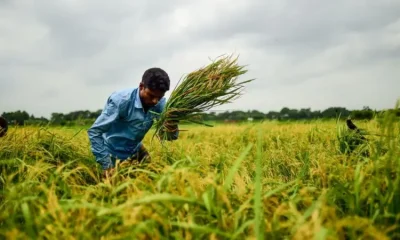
top-left (0, 116), bottom-right (8, 138)
top-left (87, 68), bottom-right (179, 179)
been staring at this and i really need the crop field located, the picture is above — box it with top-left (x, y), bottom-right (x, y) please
top-left (0, 115), bottom-right (399, 239)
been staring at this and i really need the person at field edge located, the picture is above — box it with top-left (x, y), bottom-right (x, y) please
top-left (87, 68), bottom-right (179, 178)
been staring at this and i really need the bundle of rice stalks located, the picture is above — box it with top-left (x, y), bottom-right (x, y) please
top-left (153, 54), bottom-right (254, 141)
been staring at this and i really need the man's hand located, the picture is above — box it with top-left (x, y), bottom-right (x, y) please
top-left (165, 120), bottom-right (179, 131)
top-left (159, 120), bottom-right (179, 141)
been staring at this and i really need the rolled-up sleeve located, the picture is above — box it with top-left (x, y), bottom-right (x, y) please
top-left (87, 95), bottom-right (121, 170)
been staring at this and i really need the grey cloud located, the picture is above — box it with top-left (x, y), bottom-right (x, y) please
top-left (0, 0), bottom-right (399, 118)
top-left (41, 89), bottom-right (59, 99)
top-left (33, 0), bottom-right (190, 60)
top-left (27, 0), bottom-right (195, 87)
top-left (189, 0), bottom-right (400, 51)
top-left (33, 2), bottom-right (126, 59)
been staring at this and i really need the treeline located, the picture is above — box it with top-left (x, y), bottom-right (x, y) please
top-left (1, 110), bottom-right (101, 126)
top-left (203, 106), bottom-right (388, 121)
top-left (2, 106), bottom-right (399, 126)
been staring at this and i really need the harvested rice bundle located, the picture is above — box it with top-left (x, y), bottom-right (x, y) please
top-left (153, 54), bottom-right (254, 141)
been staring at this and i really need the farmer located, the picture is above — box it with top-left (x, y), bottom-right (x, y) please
top-left (87, 68), bottom-right (179, 178)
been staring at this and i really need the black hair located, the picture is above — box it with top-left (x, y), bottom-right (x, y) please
top-left (142, 67), bottom-right (170, 92)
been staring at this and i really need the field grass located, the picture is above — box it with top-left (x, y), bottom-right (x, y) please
top-left (0, 114), bottom-right (399, 239)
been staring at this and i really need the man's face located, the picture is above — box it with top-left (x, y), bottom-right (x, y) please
top-left (139, 82), bottom-right (166, 108)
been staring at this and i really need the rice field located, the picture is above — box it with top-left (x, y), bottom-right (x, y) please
top-left (0, 115), bottom-right (399, 239)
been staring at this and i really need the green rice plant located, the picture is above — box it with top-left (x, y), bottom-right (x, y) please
top-left (254, 129), bottom-right (264, 240)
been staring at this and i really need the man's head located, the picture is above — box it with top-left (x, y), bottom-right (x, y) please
top-left (139, 67), bottom-right (170, 108)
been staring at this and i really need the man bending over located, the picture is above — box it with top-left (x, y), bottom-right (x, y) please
top-left (88, 68), bottom-right (179, 178)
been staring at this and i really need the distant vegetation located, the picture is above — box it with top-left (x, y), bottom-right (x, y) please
top-left (1, 106), bottom-right (399, 127)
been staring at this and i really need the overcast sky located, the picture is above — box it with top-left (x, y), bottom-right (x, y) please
top-left (1, 0), bottom-right (399, 118)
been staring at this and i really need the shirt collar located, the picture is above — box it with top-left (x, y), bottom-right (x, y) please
top-left (134, 88), bottom-right (143, 109)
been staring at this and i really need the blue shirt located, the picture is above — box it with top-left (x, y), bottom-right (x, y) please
top-left (87, 87), bottom-right (178, 170)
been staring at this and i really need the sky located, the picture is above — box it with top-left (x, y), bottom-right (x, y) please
top-left (1, 0), bottom-right (399, 118)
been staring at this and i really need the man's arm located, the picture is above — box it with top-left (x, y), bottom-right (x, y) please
top-left (87, 95), bottom-right (121, 170)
